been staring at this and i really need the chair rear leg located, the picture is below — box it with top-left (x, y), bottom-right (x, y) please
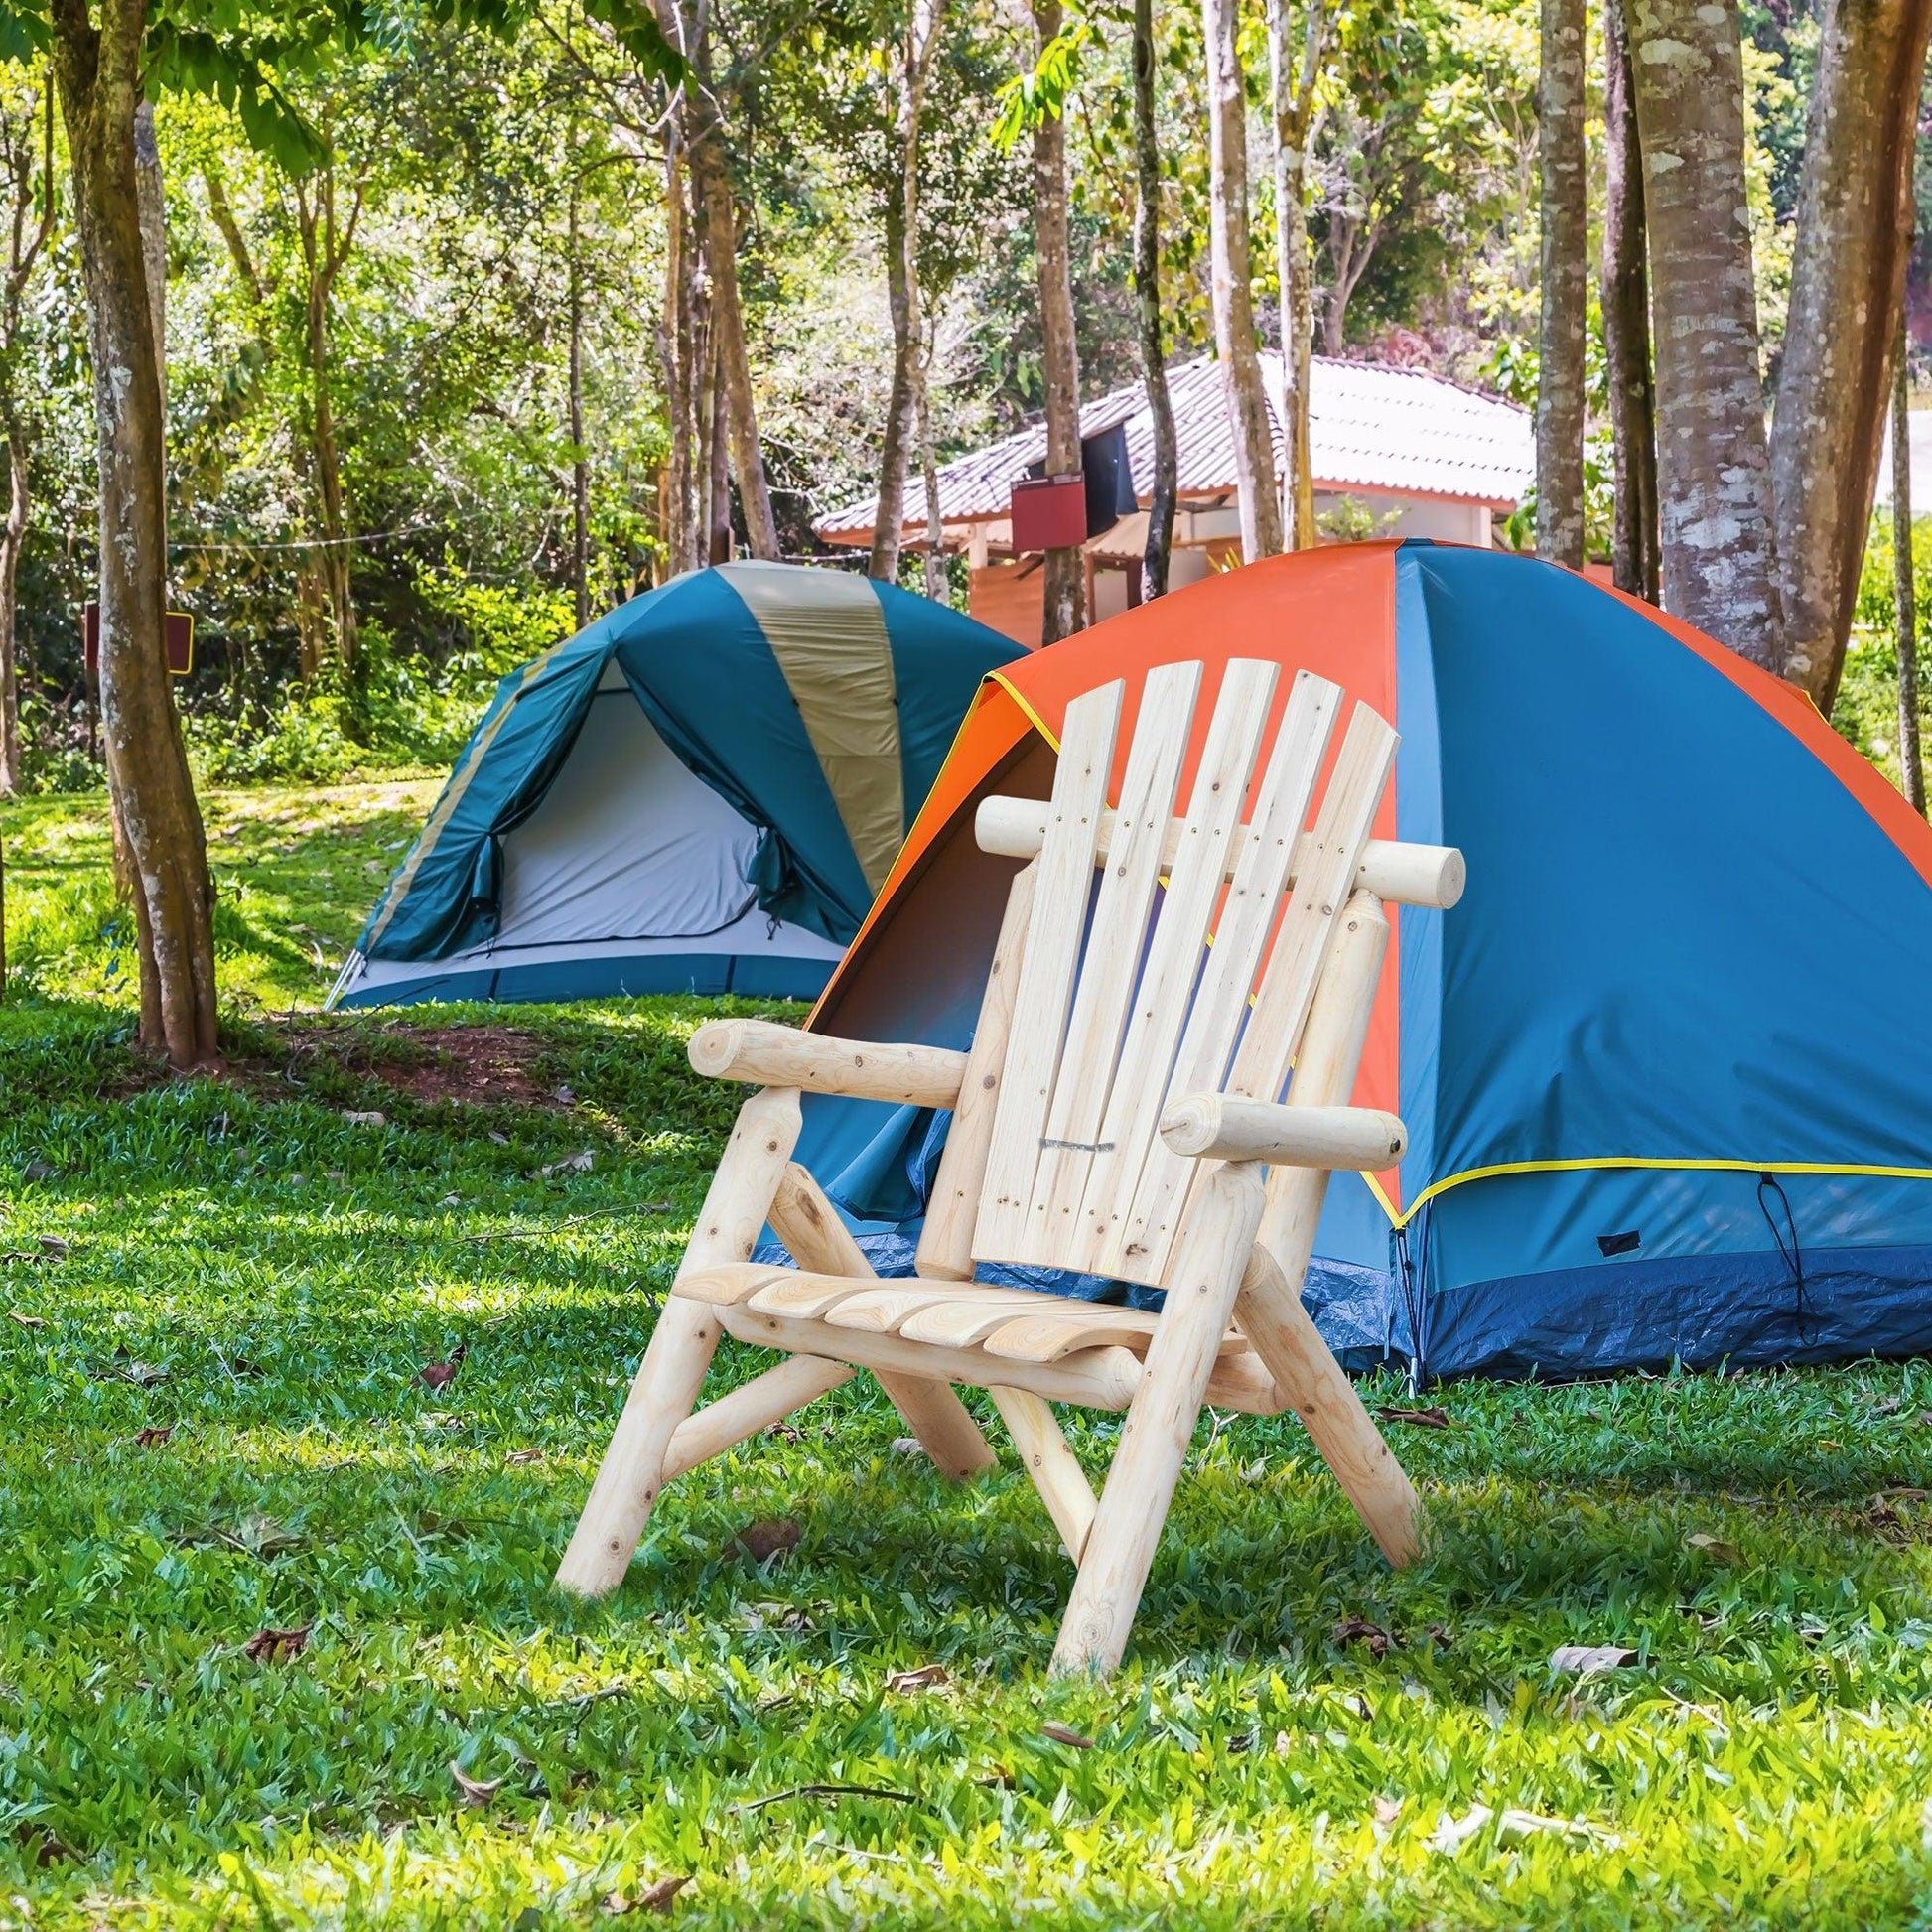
top-left (556, 1086), bottom-right (802, 1598)
top-left (1050, 1165), bottom-right (1266, 1676)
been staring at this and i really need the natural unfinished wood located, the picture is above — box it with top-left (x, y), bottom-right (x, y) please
top-left (989, 1386), bottom-right (1098, 1560)
top-left (975, 681), bottom-right (1125, 1258)
top-left (1051, 1163), bottom-right (1268, 1675)
top-left (974, 797), bottom-right (1465, 910)
top-left (915, 862), bottom-right (1035, 1281)
top-left (1244, 890), bottom-right (1423, 1566)
top-left (766, 1163), bottom-right (997, 1480)
top-left (689, 1018), bottom-right (967, 1107)
top-left (661, 1355), bottom-right (854, 1482)
top-left (559, 664), bottom-right (1449, 1675)
top-left (1160, 1095), bottom-right (1406, 1169)
top-left (556, 1084), bottom-right (802, 1597)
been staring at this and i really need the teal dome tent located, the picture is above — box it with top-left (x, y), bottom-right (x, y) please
top-left (331, 564), bottom-right (1021, 1008)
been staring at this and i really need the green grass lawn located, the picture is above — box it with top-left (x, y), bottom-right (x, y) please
top-left (5, 784), bottom-right (1932, 1928)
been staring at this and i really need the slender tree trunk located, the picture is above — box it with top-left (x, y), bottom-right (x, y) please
top-left (1030, 0), bottom-right (1087, 640)
top-left (568, 174), bottom-right (590, 628)
top-left (1601, 0), bottom-right (1659, 600)
top-left (692, 143), bottom-right (777, 560)
top-left (1207, 0), bottom-right (1283, 560)
top-left (704, 319), bottom-right (732, 564)
top-left (1536, 0), bottom-right (1587, 567)
top-left (1893, 275), bottom-right (1924, 812)
top-left (914, 321), bottom-right (946, 599)
top-left (54, 11), bottom-right (219, 1069)
top-left (1271, 0), bottom-right (1323, 549)
top-left (1626, 0), bottom-right (1781, 665)
top-left (306, 290), bottom-right (354, 667)
top-left (1769, 0), bottom-right (1932, 710)
top-left (0, 440), bottom-right (23, 794)
top-left (1133, 0), bottom-right (1176, 599)
top-left (871, 189), bottom-right (913, 581)
top-left (658, 131), bottom-right (706, 576)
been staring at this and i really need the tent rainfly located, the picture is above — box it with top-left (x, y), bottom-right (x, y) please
top-left (791, 540), bottom-right (1932, 1381)
top-left (331, 563), bottom-right (1021, 1009)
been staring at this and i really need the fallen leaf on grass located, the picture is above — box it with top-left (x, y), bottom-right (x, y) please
top-left (230, 1511), bottom-right (302, 1558)
top-left (890, 1436), bottom-right (926, 1457)
top-left (20, 1160), bottom-right (56, 1183)
top-left (1332, 1615), bottom-right (1397, 1659)
top-left (1687, 1532), bottom-right (1740, 1563)
top-left (1373, 1795), bottom-right (1404, 1825)
top-left (13, 1824), bottom-right (79, 1866)
top-left (134, 1425), bottom-right (174, 1448)
top-left (885, 1664), bottom-right (949, 1694)
top-left (1375, 1404), bottom-right (1454, 1429)
top-left (343, 1110), bottom-right (388, 1127)
top-left (420, 1343), bottom-right (469, 1390)
top-left (1550, 1643), bottom-right (1639, 1675)
top-left (1039, 1722), bottom-right (1094, 1749)
top-left (603, 1878), bottom-right (689, 1915)
top-left (450, 1761), bottom-right (503, 1807)
top-left (7, 1310), bottom-right (46, 1329)
top-left (35, 1234), bottom-right (69, 1259)
top-left (1425, 1622), bottom-right (1453, 1648)
top-left (1433, 1802), bottom-right (1619, 1851)
top-left (1430, 1803), bottom-right (1493, 1853)
top-left (504, 1447), bottom-right (544, 1466)
top-left (537, 1150), bottom-right (595, 1178)
top-left (732, 1519), bottom-right (801, 1564)
top-left (242, 1624), bottom-right (312, 1664)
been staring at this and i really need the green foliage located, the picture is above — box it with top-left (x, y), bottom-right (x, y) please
top-left (6, 781), bottom-right (1932, 1926)
top-left (1834, 513), bottom-right (1932, 791)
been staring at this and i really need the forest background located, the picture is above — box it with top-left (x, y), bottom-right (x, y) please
top-left (0, 0), bottom-right (1912, 799)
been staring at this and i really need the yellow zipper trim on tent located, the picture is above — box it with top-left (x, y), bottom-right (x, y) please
top-left (1377, 1155), bottom-right (1932, 1229)
top-left (989, 669), bottom-right (1063, 755)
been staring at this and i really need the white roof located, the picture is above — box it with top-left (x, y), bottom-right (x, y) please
top-left (815, 351), bottom-right (1533, 543)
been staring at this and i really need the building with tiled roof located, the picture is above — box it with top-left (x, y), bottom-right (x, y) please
top-left (814, 350), bottom-right (1533, 647)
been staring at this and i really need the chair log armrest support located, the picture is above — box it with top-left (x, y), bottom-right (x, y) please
top-left (688, 1018), bottom-right (969, 1108)
top-left (1159, 1094), bottom-right (1406, 1170)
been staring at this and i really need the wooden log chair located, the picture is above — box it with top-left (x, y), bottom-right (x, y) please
top-left (557, 660), bottom-right (1466, 1675)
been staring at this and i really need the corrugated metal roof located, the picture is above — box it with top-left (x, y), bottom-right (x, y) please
top-left (814, 350), bottom-right (1533, 543)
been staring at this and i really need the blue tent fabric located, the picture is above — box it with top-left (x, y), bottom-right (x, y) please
top-left (780, 541), bottom-right (1932, 1382)
top-left (344, 567), bottom-right (1019, 1003)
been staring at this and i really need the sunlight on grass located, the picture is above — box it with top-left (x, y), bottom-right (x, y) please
top-left (3, 785), bottom-right (1932, 1926)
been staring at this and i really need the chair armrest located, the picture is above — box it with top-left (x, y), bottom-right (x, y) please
top-left (1159, 1093), bottom-right (1406, 1169)
top-left (688, 1018), bottom-right (968, 1107)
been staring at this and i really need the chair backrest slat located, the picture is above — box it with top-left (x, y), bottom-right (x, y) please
top-left (968, 657), bottom-right (1399, 1293)
top-left (1062, 658), bottom-right (1278, 1277)
top-left (1024, 660), bottom-right (1202, 1252)
top-left (1105, 670), bottom-right (1342, 1282)
top-left (973, 681), bottom-right (1124, 1259)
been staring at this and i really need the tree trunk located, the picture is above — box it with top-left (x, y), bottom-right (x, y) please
top-left (1601, 0), bottom-right (1660, 600)
top-left (914, 320), bottom-right (946, 600)
top-left (0, 440), bottom-right (23, 794)
top-left (1271, 0), bottom-right (1323, 550)
top-left (688, 104), bottom-right (778, 561)
top-left (1535, 0), bottom-right (1587, 567)
top-left (658, 130), bottom-right (707, 577)
top-left (1626, 0), bottom-right (1782, 666)
top-left (568, 173), bottom-right (590, 629)
top-left (55, 14), bottom-right (219, 1069)
top-left (871, 188), bottom-right (913, 581)
top-left (1208, 0), bottom-right (1284, 560)
top-left (1893, 277), bottom-right (1924, 812)
top-left (1133, 0), bottom-right (1177, 599)
top-left (704, 318), bottom-right (732, 565)
top-left (1031, 0), bottom-right (1087, 640)
top-left (1769, 0), bottom-right (1932, 710)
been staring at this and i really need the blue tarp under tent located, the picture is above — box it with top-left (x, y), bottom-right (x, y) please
top-left (787, 540), bottom-right (1932, 1380)
top-left (331, 563), bottom-right (1021, 1008)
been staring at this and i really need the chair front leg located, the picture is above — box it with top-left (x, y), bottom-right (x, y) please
top-left (1050, 1163), bottom-right (1267, 1676)
top-left (556, 1086), bottom-right (803, 1598)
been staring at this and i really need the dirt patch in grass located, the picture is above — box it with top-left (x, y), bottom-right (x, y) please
top-left (271, 1022), bottom-right (565, 1110)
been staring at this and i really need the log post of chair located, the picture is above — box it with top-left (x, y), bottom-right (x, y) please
top-left (1049, 1162), bottom-right (1267, 1676)
top-left (556, 1085), bottom-right (804, 1598)
top-left (988, 1385), bottom-right (1098, 1561)
top-left (1161, 1095), bottom-right (1406, 1170)
top-left (690, 1019), bottom-right (968, 1107)
top-left (1243, 890), bottom-right (1424, 1567)
top-left (768, 1164), bottom-right (999, 1480)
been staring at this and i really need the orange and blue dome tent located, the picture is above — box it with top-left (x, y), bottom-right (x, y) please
top-left (792, 538), bottom-right (1932, 1380)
